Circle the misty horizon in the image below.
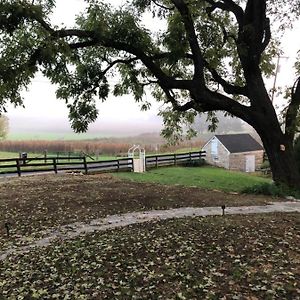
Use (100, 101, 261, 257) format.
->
(6, 114, 164, 139)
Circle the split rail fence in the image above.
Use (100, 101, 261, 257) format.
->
(0, 151, 206, 177)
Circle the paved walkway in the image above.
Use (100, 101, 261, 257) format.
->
(1, 201, 300, 261)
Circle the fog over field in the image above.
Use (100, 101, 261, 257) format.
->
(7, 114, 163, 140)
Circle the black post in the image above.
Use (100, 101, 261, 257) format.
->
(130, 158, 134, 171)
(156, 155, 158, 168)
(16, 159, 21, 177)
(174, 153, 177, 165)
(83, 157, 88, 174)
(53, 158, 57, 174)
(117, 160, 120, 172)
(221, 205, 226, 216)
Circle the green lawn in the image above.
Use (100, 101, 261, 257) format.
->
(115, 166, 271, 192)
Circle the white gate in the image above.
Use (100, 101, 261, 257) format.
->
(128, 145, 146, 173)
(245, 155, 255, 172)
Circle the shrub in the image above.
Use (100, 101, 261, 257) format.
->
(242, 182, 300, 198)
(183, 159, 206, 167)
(260, 160, 270, 170)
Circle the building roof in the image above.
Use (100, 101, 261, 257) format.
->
(215, 134, 264, 153)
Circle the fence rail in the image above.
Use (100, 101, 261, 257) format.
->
(0, 151, 206, 177)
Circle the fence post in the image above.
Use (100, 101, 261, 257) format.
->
(53, 158, 57, 174)
(16, 159, 21, 177)
(44, 150, 47, 163)
(189, 152, 192, 162)
(117, 160, 120, 172)
(174, 153, 177, 165)
(83, 157, 88, 174)
(155, 155, 158, 168)
(130, 158, 134, 171)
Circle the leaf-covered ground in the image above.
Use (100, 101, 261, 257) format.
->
(0, 174, 298, 299)
(0, 213, 299, 299)
(0, 173, 281, 251)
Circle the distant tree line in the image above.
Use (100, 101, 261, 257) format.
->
(0, 139, 203, 156)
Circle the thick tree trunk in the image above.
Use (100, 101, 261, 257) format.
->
(258, 128, 300, 190)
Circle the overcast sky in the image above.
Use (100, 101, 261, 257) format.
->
(5, 0, 300, 138)
(6, 0, 164, 137)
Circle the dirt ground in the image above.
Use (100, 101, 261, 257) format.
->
(0, 174, 299, 299)
(0, 173, 284, 238)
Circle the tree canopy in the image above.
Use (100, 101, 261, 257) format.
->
(1, 0, 300, 187)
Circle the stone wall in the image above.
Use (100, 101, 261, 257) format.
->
(203, 139, 229, 169)
(229, 150, 264, 172)
(203, 138, 264, 172)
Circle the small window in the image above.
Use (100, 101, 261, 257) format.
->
(213, 155, 219, 161)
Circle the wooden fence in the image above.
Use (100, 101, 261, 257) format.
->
(0, 151, 206, 177)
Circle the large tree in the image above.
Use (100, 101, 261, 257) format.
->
(0, 0, 300, 188)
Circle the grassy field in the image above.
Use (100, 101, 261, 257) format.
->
(115, 166, 272, 193)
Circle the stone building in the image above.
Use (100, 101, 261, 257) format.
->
(202, 134, 264, 172)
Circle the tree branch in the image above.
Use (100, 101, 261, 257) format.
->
(193, 88, 255, 126)
(162, 87, 195, 112)
(68, 40, 98, 49)
(205, 0, 244, 28)
(204, 62, 249, 96)
(285, 77, 300, 141)
(239, 0, 269, 64)
(54, 29, 94, 39)
(152, 0, 175, 11)
(171, 0, 205, 83)
(260, 17, 271, 54)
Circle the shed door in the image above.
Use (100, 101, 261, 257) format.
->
(245, 155, 255, 172)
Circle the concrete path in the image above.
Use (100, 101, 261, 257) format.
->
(1, 201, 299, 261)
